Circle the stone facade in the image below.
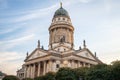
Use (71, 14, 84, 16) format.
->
(17, 65, 25, 80)
(17, 3, 102, 79)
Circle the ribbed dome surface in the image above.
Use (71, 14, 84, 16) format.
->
(54, 7, 69, 18)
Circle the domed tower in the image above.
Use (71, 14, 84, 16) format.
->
(49, 3, 74, 52)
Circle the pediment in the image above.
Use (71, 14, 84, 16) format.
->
(27, 49, 48, 60)
(54, 45, 71, 52)
(76, 49, 96, 60)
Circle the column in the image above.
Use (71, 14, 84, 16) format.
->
(37, 62, 40, 77)
(75, 61, 78, 68)
(77, 61, 79, 68)
(30, 65, 33, 78)
(78, 62, 80, 67)
(87, 63, 90, 67)
(26, 66, 29, 78)
(70, 60, 72, 68)
(43, 61, 46, 75)
(49, 60, 52, 72)
(53, 60, 56, 72)
(71, 60, 74, 68)
(24, 66, 27, 78)
(27, 65, 30, 78)
(46, 61, 48, 73)
(68, 60, 71, 67)
(32, 64, 35, 78)
(80, 62, 82, 67)
(29, 65, 32, 78)
(83, 62, 86, 67)
(78, 62, 81, 67)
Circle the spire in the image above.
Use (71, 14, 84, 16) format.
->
(79, 46, 81, 50)
(38, 40, 40, 48)
(60, 2, 62, 8)
(26, 52, 28, 57)
(94, 52, 97, 57)
(42, 45, 44, 50)
(83, 40, 86, 48)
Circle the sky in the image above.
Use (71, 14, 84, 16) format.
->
(0, 0, 120, 75)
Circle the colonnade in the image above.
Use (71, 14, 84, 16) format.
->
(67, 60, 91, 68)
(24, 60, 54, 78)
(24, 59, 93, 78)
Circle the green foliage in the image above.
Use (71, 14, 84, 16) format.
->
(44, 72, 56, 80)
(73, 67, 88, 80)
(111, 60, 120, 80)
(34, 72, 55, 80)
(3, 75, 19, 80)
(0, 71, 6, 76)
(55, 67, 76, 80)
(34, 76, 45, 80)
(22, 78, 33, 80)
(86, 64, 112, 80)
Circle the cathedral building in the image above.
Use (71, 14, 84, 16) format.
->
(17, 3, 102, 79)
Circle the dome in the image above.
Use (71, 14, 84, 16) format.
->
(54, 6, 69, 18)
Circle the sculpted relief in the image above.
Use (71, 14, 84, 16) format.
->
(54, 28, 71, 43)
(28, 50, 47, 60)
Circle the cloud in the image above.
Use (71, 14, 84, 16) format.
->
(0, 34, 35, 51)
(0, 52, 23, 63)
(78, 0, 93, 3)
(0, 23, 28, 36)
(0, 34, 35, 43)
(0, 28, 15, 34)
(0, 51, 24, 75)
(0, 0, 93, 24)
(0, 3, 58, 24)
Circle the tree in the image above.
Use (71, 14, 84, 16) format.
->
(111, 60, 120, 80)
(44, 72, 56, 80)
(3, 75, 19, 80)
(86, 64, 112, 80)
(73, 67, 88, 80)
(34, 72, 55, 80)
(55, 67, 76, 80)
(34, 76, 45, 80)
(22, 78, 33, 80)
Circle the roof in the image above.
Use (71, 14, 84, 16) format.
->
(53, 6, 69, 18)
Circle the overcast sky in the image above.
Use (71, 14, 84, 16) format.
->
(0, 0, 120, 75)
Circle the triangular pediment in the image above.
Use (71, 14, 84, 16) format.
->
(26, 48, 48, 61)
(76, 49, 96, 60)
(53, 45, 71, 52)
